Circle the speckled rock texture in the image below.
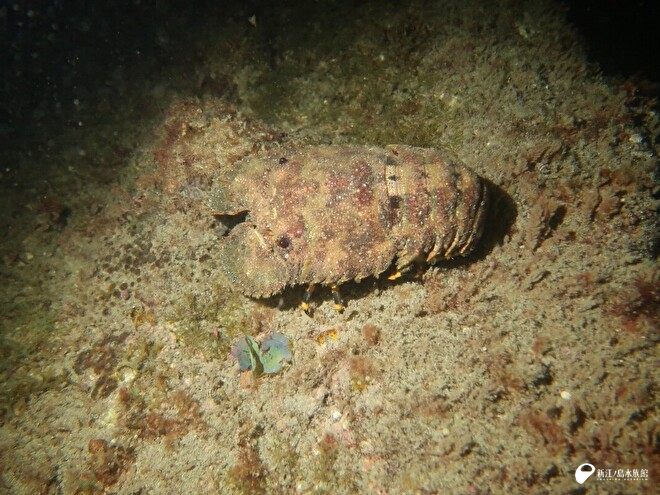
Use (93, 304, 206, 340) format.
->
(0, 1, 657, 494)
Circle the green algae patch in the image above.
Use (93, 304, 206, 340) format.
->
(168, 285, 253, 359)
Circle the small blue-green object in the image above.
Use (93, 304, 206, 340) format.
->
(231, 333, 292, 376)
(260, 333, 293, 374)
(231, 336, 261, 372)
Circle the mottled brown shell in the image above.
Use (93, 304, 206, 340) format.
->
(211, 145, 488, 297)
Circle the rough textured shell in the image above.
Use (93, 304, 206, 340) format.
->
(211, 144, 488, 297)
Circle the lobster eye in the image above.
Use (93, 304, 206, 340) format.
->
(276, 234, 291, 249)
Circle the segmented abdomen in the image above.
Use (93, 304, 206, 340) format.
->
(381, 145, 488, 268)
